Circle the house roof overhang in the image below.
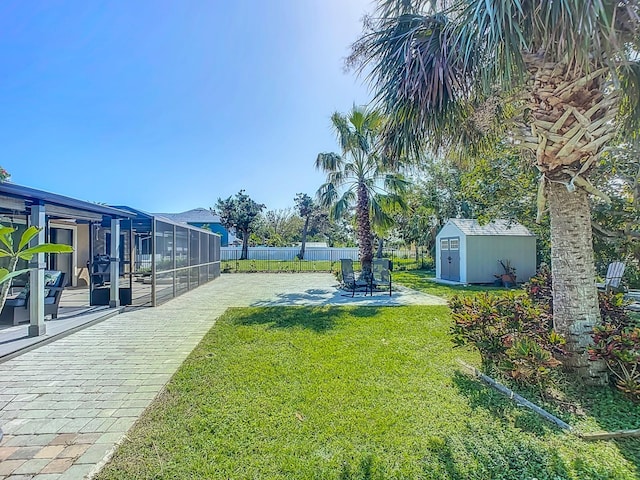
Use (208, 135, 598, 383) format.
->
(0, 183, 132, 222)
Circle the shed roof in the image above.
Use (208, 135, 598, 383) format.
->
(154, 208, 221, 224)
(448, 219, 534, 236)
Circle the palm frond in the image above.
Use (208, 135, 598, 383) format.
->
(352, 0, 640, 159)
(354, 6, 475, 155)
(316, 182, 339, 208)
(330, 112, 354, 153)
(327, 170, 348, 187)
(315, 152, 343, 173)
(369, 195, 395, 229)
(620, 60, 640, 136)
(332, 191, 356, 220)
(383, 173, 410, 194)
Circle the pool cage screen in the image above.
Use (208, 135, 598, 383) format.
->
(90, 215, 221, 307)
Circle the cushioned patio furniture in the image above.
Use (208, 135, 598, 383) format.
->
(372, 258, 392, 296)
(340, 259, 370, 297)
(596, 262, 626, 292)
(0, 271, 66, 325)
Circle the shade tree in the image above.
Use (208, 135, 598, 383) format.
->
(214, 190, 265, 260)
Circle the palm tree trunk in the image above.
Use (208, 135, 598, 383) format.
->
(548, 182, 607, 385)
(357, 183, 373, 279)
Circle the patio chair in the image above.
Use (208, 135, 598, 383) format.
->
(596, 262, 626, 292)
(340, 259, 370, 297)
(0, 271, 66, 325)
(372, 258, 392, 296)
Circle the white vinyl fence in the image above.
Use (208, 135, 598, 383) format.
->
(221, 247, 359, 262)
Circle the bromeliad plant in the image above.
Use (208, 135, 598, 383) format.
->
(0, 225, 73, 313)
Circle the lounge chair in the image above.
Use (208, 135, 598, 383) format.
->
(596, 262, 626, 292)
(372, 258, 392, 296)
(340, 259, 370, 297)
(0, 271, 66, 325)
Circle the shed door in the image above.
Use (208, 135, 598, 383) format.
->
(440, 237, 460, 281)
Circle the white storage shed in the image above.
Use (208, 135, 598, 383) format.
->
(436, 219, 536, 284)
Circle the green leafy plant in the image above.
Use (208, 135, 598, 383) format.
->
(527, 266, 640, 401)
(449, 292, 565, 387)
(0, 225, 73, 313)
(589, 291, 640, 401)
(525, 264, 553, 315)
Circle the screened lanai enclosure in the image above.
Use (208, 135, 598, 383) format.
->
(94, 208, 221, 307)
(0, 183, 221, 338)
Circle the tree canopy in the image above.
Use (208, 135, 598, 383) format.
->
(214, 190, 265, 260)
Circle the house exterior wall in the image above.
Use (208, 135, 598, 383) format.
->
(187, 222, 229, 246)
(76, 224, 90, 286)
(465, 236, 537, 283)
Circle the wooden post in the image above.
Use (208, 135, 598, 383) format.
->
(580, 429, 640, 440)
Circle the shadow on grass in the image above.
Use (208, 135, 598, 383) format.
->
(555, 383, 640, 469)
(422, 432, 571, 479)
(453, 369, 640, 471)
(451, 372, 553, 437)
(230, 306, 382, 333)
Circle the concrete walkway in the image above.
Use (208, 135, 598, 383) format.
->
(0, 274, 444, 479)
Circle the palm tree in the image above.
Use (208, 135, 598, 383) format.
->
(351, 0, 640, 383)
(316, 106, 408, 279)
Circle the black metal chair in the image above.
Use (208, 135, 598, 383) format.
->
(372, 258, 392, 296)
(0, 271, 66, 325)
(340, 259, 370, 297)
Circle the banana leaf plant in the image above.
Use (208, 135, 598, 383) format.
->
(0, 225, 73, 315)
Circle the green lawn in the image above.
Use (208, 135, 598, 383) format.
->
(221, 259, 338, 273)
(393, 269, 513, 299)
(97, 306, 639, 480)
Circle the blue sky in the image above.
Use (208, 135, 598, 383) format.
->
(0, 0, 373, 212)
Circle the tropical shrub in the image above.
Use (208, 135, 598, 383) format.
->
(525, 263, 553, 315)
(589, 292, 640, 401)
(449, 292, 565, 387)
(527, 266, 640, 401)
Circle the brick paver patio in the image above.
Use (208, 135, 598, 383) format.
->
(0, 273, 445, 479)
